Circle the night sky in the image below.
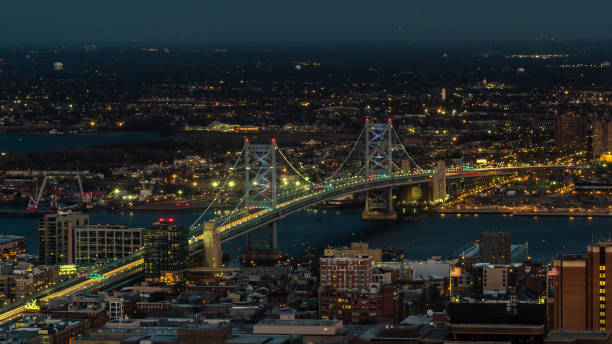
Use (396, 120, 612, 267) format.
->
(1, 0, 612, 42)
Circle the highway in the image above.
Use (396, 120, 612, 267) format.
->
(0, 258, 144, 324)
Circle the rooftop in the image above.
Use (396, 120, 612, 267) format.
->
(546, 330, 610, 339)
(256, 319, 340, 327)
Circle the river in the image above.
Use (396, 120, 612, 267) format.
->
(2, 210, 611, 265)
(0, 132, 163, 154)
(1, 132, 610, 264)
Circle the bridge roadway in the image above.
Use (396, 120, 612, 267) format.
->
(0, 164, 574, 323)
(0, 259, 143, 324)
(192, 164, 573, 243)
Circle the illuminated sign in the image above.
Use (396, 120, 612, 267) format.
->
(24, 299, 40, 312)
(59, 264, 77, 275)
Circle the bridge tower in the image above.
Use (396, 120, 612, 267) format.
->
(243, 140, 279, 250)
(431, 160, 447, 204)
(362, 120, 398, 220)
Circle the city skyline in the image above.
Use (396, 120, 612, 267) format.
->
(0, 2, 612, 339)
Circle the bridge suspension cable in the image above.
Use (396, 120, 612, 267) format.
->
(275, 145, 314, 185)
(217, 156, 271, 227)
(391, 125, 425, 172)
(322, 125, 366, 182)
(189, 146, 246, 230)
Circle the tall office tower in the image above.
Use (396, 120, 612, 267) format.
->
(552, 241, 612, 331)
(143, 218, 188, 283)
(593, 119, 612, 160)
(479, 231, 511, 265)
(554, 113, 588, 149)
(38, 211, 89, 265)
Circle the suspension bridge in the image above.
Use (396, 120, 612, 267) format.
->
(184, 119, 575, 266)
(0, 119, 578, 323)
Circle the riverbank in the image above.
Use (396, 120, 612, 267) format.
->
(437, 206, 612, 217)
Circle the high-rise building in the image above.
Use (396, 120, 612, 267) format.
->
(551, 254, 587, 330)
(320, 255, 373, 291)
(551, 241, 612, 331)
(479, 231, 511, 265)
(143, 218, 188, 283)
(318, 243, 405, 324)
(74, 224, 144, 265)
(593, 119, 612, 160)
(38, 212, 89, 265)
(554, 113, 588, 148)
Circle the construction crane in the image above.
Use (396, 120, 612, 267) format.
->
(26, 174, 48, 211)
(76, 169, 91, 204)
(49, 193, 58, 210)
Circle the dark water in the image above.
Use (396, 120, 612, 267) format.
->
(0, 132, 163, 154)
(2, 210, 611, 264)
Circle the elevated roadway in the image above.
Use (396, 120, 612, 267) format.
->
(0, 164, 575, 324)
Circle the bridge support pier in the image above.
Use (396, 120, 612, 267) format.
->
(203, 223, 222, 268)
(362, 187, 397, 220)
(271, 222, 278, 250)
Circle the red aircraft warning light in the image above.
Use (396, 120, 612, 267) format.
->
(158, 217, 175, 224)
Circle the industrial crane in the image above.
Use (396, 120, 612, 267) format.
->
(26, 174, 48, 211)
(76, 170, 92, 205)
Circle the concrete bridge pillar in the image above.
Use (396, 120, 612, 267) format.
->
(271, 222, 278, 250)
(362, 187, 397, 221)
(432, 161, 447, 204)
(202, 223, 222, 268)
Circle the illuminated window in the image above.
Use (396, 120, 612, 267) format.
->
(601, 266, 607, 272)
(601, 289, 607, 294)
(602, 281, 607, 286)
(601, 296, 606, 301)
